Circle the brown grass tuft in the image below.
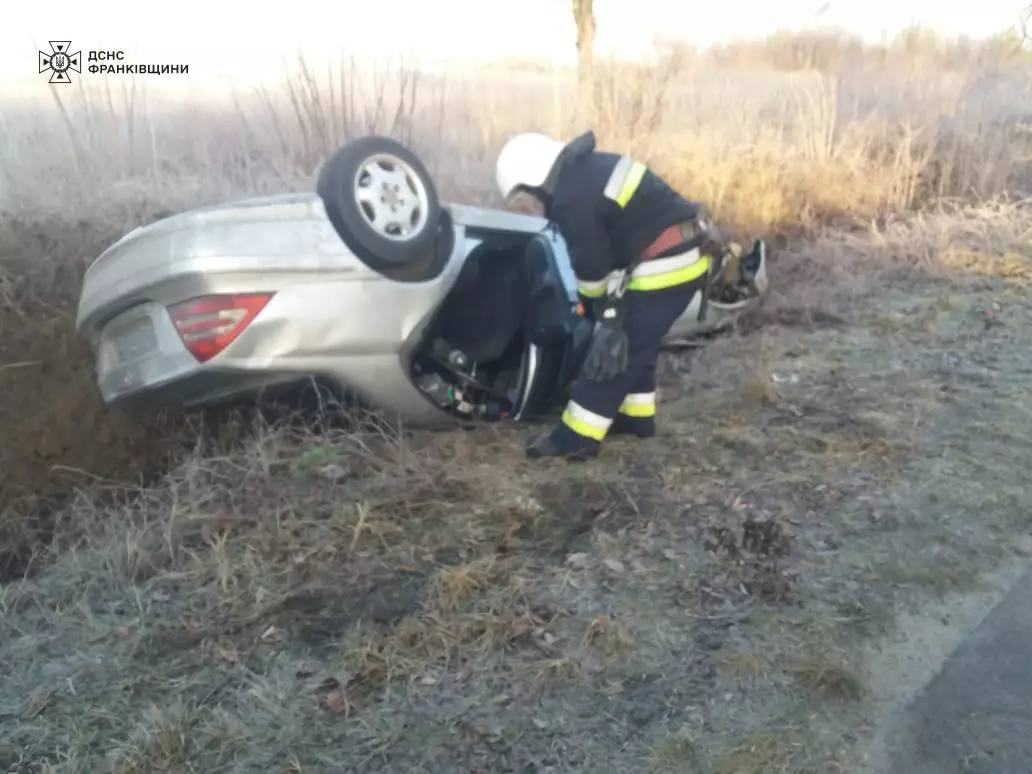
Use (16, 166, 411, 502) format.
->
(712, 729, 816, 774)
(428, 557, 499, 612)
(789, 656, 865, 702)
(650, 725, 702, 772)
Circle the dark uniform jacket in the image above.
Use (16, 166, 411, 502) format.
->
(543, 131, 701, 286)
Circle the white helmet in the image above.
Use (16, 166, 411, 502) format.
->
(495, 133, 566, 201)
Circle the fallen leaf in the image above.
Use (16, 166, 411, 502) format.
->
(585, 615, 610, 643)
(215, 644, 240, 663)
(322, 687, 350, 715)
(532, 717, 548, 730)
(602, 558, 625, 574)
(420, 674, 438, 686)
(24, 692, 53, 719)
(532, 627, 561, 648)
(260, 625, 278, 641)
(509, 615, 535, 639)
(565, 552, 589, 569)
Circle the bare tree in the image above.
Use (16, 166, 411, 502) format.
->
(1022, 4, 1032, 40)
(572, 0, 596, 120)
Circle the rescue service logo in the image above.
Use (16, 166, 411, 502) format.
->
(36, 44, 189, 83)
(38, 41, 81, 84)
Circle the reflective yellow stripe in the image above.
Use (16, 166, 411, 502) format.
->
(578, 270, 626, 298)
(604, 156, 647, 208)
(577, 279, 607, 298)
(616, 162, 647, 208)
(623, 392, 656, 403)
(627, 254, 710, 292)
(632, 248, 701, 278)
(619, 402, 656, 418)
(603, 156, 632, 201)
(619, 391, 656, 418)
(562, 410, 608, 440)
(561, 401, 612, 441)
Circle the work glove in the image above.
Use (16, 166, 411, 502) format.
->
(581, 295, 629, 382)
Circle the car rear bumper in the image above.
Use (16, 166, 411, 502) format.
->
(94, 294, 458, 426)
(95, 301, 191, 404)
(104, 367, 321, 413)
(92, 300, 298, 409)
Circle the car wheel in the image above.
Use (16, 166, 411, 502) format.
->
(316, 136, 452, 282)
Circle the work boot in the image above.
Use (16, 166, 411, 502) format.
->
(609, 414, 656, 438)
(526, 424, 599, 461)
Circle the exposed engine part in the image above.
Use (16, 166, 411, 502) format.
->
(415, 372, 455, 408)
(413, 354, 513, 421)
(430, 338, 471, 373)
(709, 240, 764, 304)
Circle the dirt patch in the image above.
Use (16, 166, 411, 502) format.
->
(0, 217, 184, 579)
(760, 307, 848, 330)
(0, 307, 180, 500)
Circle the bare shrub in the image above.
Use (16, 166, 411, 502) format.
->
(3, 29, 1029, 242)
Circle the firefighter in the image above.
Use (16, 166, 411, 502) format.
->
(496, 130, 763, 460)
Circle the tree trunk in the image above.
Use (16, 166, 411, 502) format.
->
(572, 0, 596, 122)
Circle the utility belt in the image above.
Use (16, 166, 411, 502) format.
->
(640, 217, 712, 262)
(624, 218, 712, 293)
(576, 218, 713, 300)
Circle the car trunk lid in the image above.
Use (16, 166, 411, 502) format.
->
(76, 193, 370, 340)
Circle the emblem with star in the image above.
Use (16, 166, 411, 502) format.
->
(39, 41, 81, 84)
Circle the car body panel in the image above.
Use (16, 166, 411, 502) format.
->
(76, 192, 766, 424)
(667, 252, 769, 342)
(77, 193, 566, 424)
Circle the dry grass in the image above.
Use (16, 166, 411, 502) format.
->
(789, 658, 865, 703)
(651, 724, 703, 772)
(2, 31, 1030, 243)
(786, 629, 866, 703)
(2, 243, 1031, 768)
(872, 555, 982, 594)
(741, 337, 782, 405)
(711, 726, 821, 774)
(2, 26, 1032, 774)
(428, 557, 500, 612)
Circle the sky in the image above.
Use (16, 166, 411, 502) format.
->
(1, 0, 1026, 96)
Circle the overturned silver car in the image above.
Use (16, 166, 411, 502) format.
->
(75, 137, 767, 426)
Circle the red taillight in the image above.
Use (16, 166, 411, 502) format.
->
(168, 293, 273, 363)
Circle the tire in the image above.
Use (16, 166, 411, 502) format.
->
(316, 136, 452, 282)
